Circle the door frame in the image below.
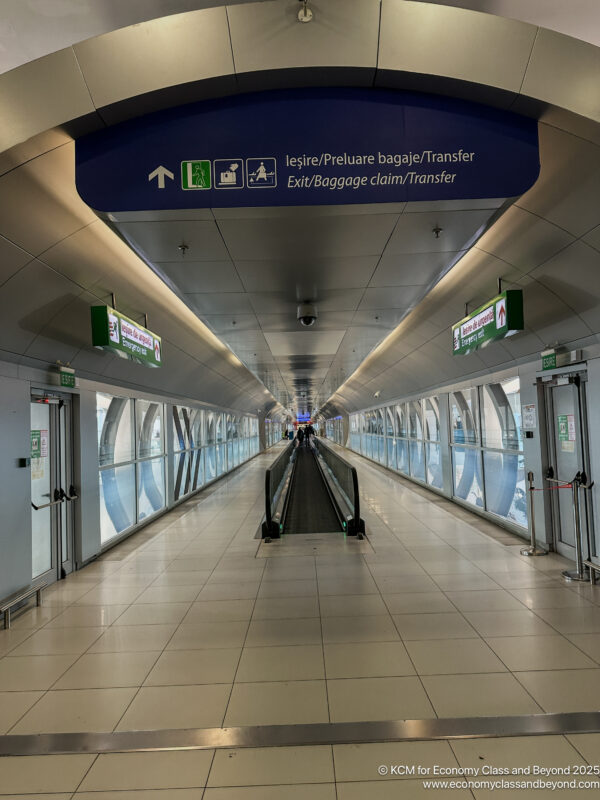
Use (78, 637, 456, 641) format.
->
(544, 372, 594, 560)
(30, 391, 76, 584)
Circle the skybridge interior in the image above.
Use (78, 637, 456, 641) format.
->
(2, 0, 600, 797)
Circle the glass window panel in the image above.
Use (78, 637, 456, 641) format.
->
(216, 414, 225, 443)
(206, 412, 216, 445)
(216, 443, 226, 475)
(191, 409, 203, 447)
(450, 388, 479, 445)
(409, 440, 425, 480)
(192, 448, 204, 490)
(482, 378, 522, 451)
(452, 446, 484, 508)
(483, 451, 527, 528)
(173, 450, 189, 502)
(205, 445, 216, 481)
(387, 436, 396, 470)
(136, 400, 163, 458)
(385, 407, 394, 437)
(424, 396, 440, 442)
(137, 457, 165, 520)
(426, 442, 443, 489)
(97, 394, 134, 466)
(172, 406, 186, 452)
(409, 401, 423, 439)
(396, 439, 409, 473)
(99, 463, 136, 543)
(395, 403, 408, 438)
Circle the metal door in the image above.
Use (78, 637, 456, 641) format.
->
(30, 394, 76, 584)
(546, 377, 593, 559)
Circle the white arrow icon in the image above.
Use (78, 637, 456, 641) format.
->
(148, 165, 174, 189)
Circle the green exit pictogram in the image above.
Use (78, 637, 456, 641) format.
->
(181, 160, 211, 190)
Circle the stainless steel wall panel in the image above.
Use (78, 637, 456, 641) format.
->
(73, 8, 235, 110)
(516, 124, 600, 239)
(584, 225, 600, 254)
(528, 241, 600, 333)
(0, 48, 95, 152)
(0, 129, 74, 180)
(0, 235, 32, 287)
(0, 259, 82, 354)
(521, 28, 600, 125)
(0, 144, 97, 257)
(228, 0, 379, 86)
(378, 1, 537, 95)
(475, 205, 575, 275)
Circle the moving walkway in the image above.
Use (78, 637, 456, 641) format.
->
(262, 438, 365, 539)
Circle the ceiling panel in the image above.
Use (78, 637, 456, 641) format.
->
(158, 261, 242, 293)
(358, 285, 424, 310)
(257, 311, 356, 332)
(175, 292, 255, 316)
(265, 330, 346, 357)
(111, 195, 507, 414)
(385, 209, 493, 255)
(234, 256, 378, 293)
(369, 251, 456, 287)
(201, 313, 258, 334)
(118, 220, 229, 262)
(248, 289, 364, 316)
(217, 214, 399, 260)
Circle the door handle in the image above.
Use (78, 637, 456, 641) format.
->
(63, 484, 79, 501)
(31, 498, 63, 510)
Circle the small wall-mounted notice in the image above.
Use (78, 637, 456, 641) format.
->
(557, 413, 576, 452)
(452, 290, 524, 356)
(522, 404, 537, 430)
(91, 306, 162, 367)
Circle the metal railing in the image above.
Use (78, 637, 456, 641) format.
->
(262, 441, 295, 538)
(314, 438, 364, 535)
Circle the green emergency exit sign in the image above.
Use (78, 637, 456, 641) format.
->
(91, 306, 162, 368)
(181, 160, 211, 190)
(452, 290, 524, 356)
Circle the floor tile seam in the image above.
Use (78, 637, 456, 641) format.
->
(385, 584, 441, 721)
(2, 621, 118, 725)
(316, 555, 334, 722)
(219, 543, 268, 728)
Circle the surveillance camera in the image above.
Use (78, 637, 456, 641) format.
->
(297, 302, 318, 327)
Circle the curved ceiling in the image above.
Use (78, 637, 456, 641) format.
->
(0, 0, 264, 74)
(0, 0, 599, 419)
(416, 1, 600, 48)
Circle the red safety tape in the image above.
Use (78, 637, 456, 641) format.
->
(530, 484, 572, 491)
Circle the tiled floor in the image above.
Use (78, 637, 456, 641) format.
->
(2, 442, 600, 796)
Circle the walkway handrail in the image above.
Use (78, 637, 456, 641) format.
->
(313, 438, 364, 536)
(263, 441, 295, 537)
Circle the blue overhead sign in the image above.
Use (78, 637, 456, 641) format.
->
(75, 88, 539, 211)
